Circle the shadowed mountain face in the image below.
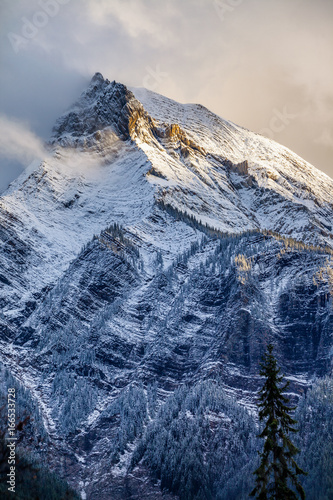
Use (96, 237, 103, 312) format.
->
(0, 73, 332, 499)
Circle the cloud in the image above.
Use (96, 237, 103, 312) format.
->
(0, 114, 46, 164)
(0, 0, 332, 182)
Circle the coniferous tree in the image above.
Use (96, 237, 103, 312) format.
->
(251, 344, 306, 500)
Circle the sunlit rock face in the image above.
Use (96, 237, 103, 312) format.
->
(0, 73, 332, 499)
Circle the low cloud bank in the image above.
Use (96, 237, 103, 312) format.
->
(0, 114, 47, 165)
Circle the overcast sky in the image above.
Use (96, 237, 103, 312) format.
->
(0, 0, 332, 192)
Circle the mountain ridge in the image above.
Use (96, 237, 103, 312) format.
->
(0, 73, 332, 499)
(51, 72, 333, 246)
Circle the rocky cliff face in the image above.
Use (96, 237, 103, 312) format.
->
(0, 73, 332, 498)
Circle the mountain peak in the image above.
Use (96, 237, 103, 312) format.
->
(90, 71, 105, 84)
(47, 73, 333, 248)
(51, 77, 139, 143)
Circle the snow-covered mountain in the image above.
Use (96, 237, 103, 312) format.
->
(0, 73, 332, 499)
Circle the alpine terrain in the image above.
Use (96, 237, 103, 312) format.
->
(0, 73, 332, 499)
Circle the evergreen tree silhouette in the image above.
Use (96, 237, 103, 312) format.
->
(251, 344, 306, 499)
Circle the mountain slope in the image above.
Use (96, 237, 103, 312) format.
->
(0, 73, 332, 499)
